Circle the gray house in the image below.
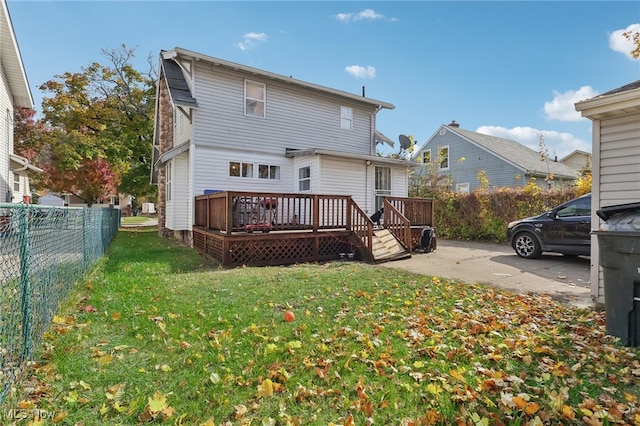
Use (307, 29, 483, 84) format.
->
(152, 47, 416, 243)
(410, 122, 578, 192)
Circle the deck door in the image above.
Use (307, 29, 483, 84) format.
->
(374, 166, 391, 211)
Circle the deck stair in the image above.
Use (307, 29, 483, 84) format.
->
(371, 228, 411, 262)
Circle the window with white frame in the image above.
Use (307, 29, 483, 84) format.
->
(244, 80, 266, 118)
(456, 183, 470, 193)
(340, 106, 353, 130)
(229, 161, 254, 178)
(13, 173, 20, 192)
(258, 164, 280, 180)
(438, 146, 450, 170)
(298, 166, 311, 191)
(422, 149, 432, 165)
(166, 162, 172, 202)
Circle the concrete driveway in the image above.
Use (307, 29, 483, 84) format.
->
(380, 239, 593, 309)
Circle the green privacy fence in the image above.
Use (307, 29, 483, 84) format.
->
(0, 204, 120, 402)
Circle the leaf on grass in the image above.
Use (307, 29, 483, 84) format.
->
(257, 378, 274, 398)
(105, 383, 125, 402)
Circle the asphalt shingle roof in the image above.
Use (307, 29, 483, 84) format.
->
(162, 57, 198, 108)
(452, 127, 579, 179)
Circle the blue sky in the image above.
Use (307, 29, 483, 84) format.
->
(7, 1, 640, 159)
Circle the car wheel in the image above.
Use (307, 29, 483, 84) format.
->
(513, 232, 542, 259)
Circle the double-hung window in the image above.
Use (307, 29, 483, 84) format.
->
(13, 172, 20, 192)
(244, 80, 265, 118)
(438, 146, 450, 170)
(340, 106, 352, 130)
(299, 166, 311, 191)
(422, 149, 432, 165)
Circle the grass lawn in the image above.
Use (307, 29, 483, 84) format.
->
(7, 228, 639, 425)
(121, 216, 155, 225)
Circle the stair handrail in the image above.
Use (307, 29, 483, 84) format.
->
(348, 200, 375, 262)
(382, 199, 412, 251)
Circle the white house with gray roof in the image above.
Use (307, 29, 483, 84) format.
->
(151, 47, 415, 242)
(410, 121, 578, 192)
(0, 0, 41, 204)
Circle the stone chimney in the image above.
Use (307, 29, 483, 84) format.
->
(448, 120, 460, 128)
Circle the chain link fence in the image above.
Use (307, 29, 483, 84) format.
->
(0, 204, 120, 402)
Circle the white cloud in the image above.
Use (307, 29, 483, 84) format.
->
(354, 9, 384, 21)
(477, 125, 591, 159)
(333, 9, 393, 23)
(609, 23, 640, 59)
(345, 65, 376, 79)
(236, 32, 267, 51)
(544, 86, 600, 122)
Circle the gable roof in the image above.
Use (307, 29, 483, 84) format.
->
(0, 0, 33, 109)
(161, 47, 395, 111)
(414, 125, 578, 179)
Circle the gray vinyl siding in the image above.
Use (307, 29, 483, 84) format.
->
(165, 153, 191, 230)
(192, 145, 293, 196)
(191, 62, 376, 156)
(321, 157, 368, 207)
(593, 112, 640, 306)
(416, 134, 526, 190)
(598, 113, 640, 206)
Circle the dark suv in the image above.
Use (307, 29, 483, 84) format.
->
(507, 193, 591, 259)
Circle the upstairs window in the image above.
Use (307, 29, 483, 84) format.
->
(299, 166, 311, 191)
(229, 161, 254, 178)
(340, 106, 352, 129)
(438, 146, 450, 170)
(244, 80, 265, 118)
(422, 149, 432, 165)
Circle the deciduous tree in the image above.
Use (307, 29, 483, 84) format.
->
(36, 45, 156, 205)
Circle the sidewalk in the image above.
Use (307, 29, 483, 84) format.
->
(380, 239, 593, 309)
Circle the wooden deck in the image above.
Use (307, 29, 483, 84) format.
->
(193, 191, 433, 267)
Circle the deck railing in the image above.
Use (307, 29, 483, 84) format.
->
(193, 191, 433, 263)
(194, 191, 356, 234)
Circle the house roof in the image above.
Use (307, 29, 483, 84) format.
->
(285, 148, 419, 168)
(0, 0, 33, 109)
(575, 79, 640, 120)
(162, 47, 395, 111)
(10, 153, 43, 173)
(560, 150, 591, 163)
(161, 57, 198, 108)
(374, 130, 395, 148)
(414, 125, 578, 179)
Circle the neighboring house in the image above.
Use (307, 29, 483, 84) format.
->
(560, 150, 591, 173)
(410, 121, 578, 192)
(64, 193, 133, 211)
(0, 0, 41, 204)
(152, 47, 414, 243)
(575, 79, 640, 307)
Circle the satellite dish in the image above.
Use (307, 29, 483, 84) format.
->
(398, 134, 411, 150)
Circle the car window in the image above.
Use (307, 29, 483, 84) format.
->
(556, 198, 591, 218)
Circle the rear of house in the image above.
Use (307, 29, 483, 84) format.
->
(152, 47, 414, 243)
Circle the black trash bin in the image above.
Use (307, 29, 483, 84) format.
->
(593, 201, 640, 347)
